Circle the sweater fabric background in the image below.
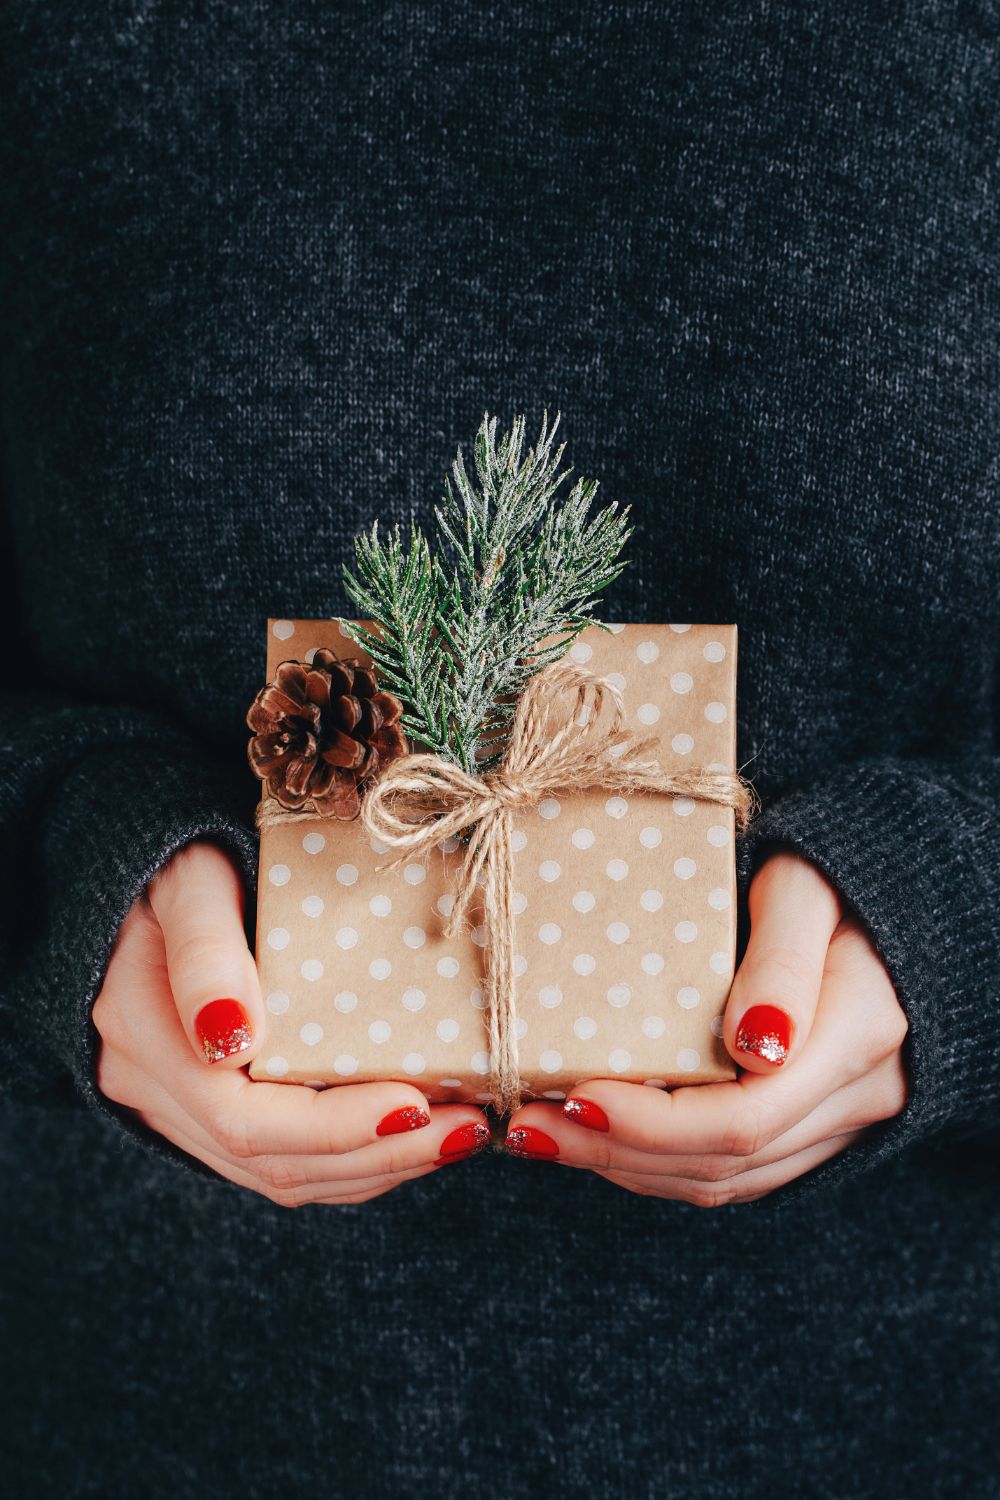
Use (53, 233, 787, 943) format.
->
(1, 4, 998, 1497)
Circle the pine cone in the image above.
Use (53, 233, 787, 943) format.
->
(247, 649, 408, 819)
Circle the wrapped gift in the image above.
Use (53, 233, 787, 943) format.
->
(249, 618, 742, 1105)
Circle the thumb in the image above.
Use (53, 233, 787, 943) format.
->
(724, 852, 842, 1072)
(147, 841, 263, 1067)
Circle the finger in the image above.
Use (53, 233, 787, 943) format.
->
(511, 1069, 820, 1163)
(97, 879, 490, 1168)
(144, 1095, 491, 1183)
(143, 1110, 444, 1205)
(715, 1059, 904, 1175)
(94, 892, 240, 1087)
(178, 1067, 492, 1161)
(96, 917, 459, 1158)
(522, 1055, 906, 1179)
(148, 842, 263, 1067)
(114, 1038, 490, 1191)
(550, 956, 900, 1167)
(723, 851, 842, 1072)
(540, 910, 900, 1164)
(597, 1132, 862, 1206)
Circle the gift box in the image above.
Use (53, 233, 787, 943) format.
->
(249, 620, 739, 1102)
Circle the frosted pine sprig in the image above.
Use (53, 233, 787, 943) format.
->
(340, 411, 631, 773)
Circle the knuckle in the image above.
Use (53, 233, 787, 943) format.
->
(264, 1186, 304, 1210)
(883, 1000, 910, 1054)
(95, 1049, 129, 1105)
(253, 1155, 307, 1192)
(740, 943, 820, 1008)
(91, 990, 129, 1053)
(687, 1179, 737, 1210)
(829, 920, 872, 967)
(90, 986, 110, 1032)
(380, 1142, 414, 1177)
(698, 1153, 738, 1182)
(615, 1175, 661, 1200)
(866, 994, 909, 1062)
(869, 1060, 911, 1123)
(210, 1109, 256, 1160)
(575, 1137, 614, 1171)
(721, 1112, 765, 1159)
(168, 931, 234, 987)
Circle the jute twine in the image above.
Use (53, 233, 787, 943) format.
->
(258, 658, 757, 1112)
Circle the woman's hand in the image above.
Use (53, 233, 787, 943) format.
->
(502, 851, 910, 1203)
(93, 841, 490, 1205)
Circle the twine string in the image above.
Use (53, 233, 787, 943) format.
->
(259, 657, 756, 1113)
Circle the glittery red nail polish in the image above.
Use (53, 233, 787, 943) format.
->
(735, 1003, 792, 1065)
(563, 1097, 610, 1132)
(434, 1121, 491, 1165)
(505, 1126, 559, 1160)
(376, 1106, 431, 1136)
(194, 998, 253, 1063)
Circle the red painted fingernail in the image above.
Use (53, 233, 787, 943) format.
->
(194, 998, 253, 1063)
(505, 1126, 559, 1160)
(735, 1004, 792, 1065)
(563, 1097, 610, 1132)
(376, 1106, 431, 1137)
(434, 1121, 491, 1164)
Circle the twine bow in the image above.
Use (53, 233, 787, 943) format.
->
(357, 658, 755, 1113)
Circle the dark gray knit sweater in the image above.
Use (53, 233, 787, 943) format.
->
(2, 5, 998, 1497)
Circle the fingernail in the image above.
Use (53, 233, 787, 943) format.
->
(735, 1004, 792, 1065)
(563, 1097, 610, 1132)
(376, 1106, 431, 1137)
(505, 1126, 559, 1160)
(434, 1121, 491, 1165)
(195, 998, 253, 1063)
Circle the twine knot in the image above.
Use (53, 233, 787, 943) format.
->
(482, 769, 533, 810)
(360, 657, 756, 1113)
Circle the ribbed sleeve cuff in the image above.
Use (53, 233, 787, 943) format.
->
(736, 755, 1000, 1202)
(9, 740, 258, 1163)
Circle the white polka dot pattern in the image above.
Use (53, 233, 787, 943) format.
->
(251, 620, 738, 1096)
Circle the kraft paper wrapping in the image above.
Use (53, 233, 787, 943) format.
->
(249, 620, 739, 1102)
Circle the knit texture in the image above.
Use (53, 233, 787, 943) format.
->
(1, 4, 998, 1497)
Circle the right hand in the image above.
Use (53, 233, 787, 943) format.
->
(93, 841, 491, 1206)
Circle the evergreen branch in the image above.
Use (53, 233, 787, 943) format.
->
(340, 412, 631, 772)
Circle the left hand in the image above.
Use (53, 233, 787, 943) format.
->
(503, 851, 910, 1204)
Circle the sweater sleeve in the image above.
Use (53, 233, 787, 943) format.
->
(0, 691, 258, 1143)
(736, 753, 1000, 1203)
